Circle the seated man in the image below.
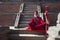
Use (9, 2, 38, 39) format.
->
(25, 11, 45, 32)
(25, 10, 49, 32)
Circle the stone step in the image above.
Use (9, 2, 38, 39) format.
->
(25, 2, 36, 4)
(23, 11, 34, 13)
(0, 27, 10, 34)
(23, 8, 36, 11)
(18, 24, 28, 28)
(20, 17, 32, 21)
(9, 34, 46, 40)
(10, 34, 46, 37)
(10, 28, 46, 35)
(19, 30, 45, 35)
(20, 19, 31, 21)
(24, 2, 36, 4)
(20, 15, 33, 20)
(20, 13, 33, 18)
(25, 5, 37, 9)
(20, 18, 30, 21)
(22, 13, 33, 15)
(23, 14, 34, 16)
(24, 4, 36, 7)
(9, 30, 19, 34)
(23, 15, 33, 17)
(22, 12, 34, 14)
(55, 36, 60, 40)
(23, 10, 34, 13)
(20, 16, 33, 20)
(0, 27, 10, 40)
(24, 7, 36, 9)
(20, 21, 29, 24)
(0, 37, 8, 40)
(23, 12, 34, 16)
(10, 30, 45, 34)
(20, 14, 33, 17)
(22, 12, 58, 15)
(24, 6, 36, 9)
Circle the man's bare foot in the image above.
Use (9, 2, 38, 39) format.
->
(25, 27, 31, 30)
(25, 27, 29, 30)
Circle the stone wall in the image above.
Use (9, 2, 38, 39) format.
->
(0, 0, 21, 2)
(0, 4, 20, 13)
(0, 3, 20, 27)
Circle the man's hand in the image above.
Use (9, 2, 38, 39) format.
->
(45, 21, 49, 25)
(44, 11, 48, 16)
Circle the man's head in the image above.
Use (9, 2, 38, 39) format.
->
(45, 6, 48, 10)
(34, 11, 39, 17)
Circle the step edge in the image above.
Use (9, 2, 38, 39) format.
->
(10, 34, 45, 37)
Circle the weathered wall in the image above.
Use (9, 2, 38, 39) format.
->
(0, 3, 20, 27)
(0, 0, 20, 2)
(0, 0, 60, 2)
(0, 4, 20, 13)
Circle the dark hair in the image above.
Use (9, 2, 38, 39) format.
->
(34, 11, 38, 14)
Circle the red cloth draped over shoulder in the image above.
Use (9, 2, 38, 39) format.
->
(26, 17, 45, 32)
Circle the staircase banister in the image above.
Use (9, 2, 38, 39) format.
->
(9, 3, 24, 30)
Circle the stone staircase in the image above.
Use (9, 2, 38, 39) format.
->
(9, 2, 46, 40)
(19, 2, 36, 28)
(1, 2, 60, 40)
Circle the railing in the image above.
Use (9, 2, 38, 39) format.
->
(14, 3, 24, 27)
(9, 3, 24, 29)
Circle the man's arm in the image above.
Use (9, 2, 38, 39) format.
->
(44, 13, 50, 25)
(29, 18, 34, 26)
(35, 17, 45, 28)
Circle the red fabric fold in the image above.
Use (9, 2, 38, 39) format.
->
(26, 17, 45, 32)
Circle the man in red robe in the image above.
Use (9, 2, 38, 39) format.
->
(44, 6, 50, 31)
(25, 11, 45, 32)
(29, 12, 45, 30)
(25, 6, 50, 32)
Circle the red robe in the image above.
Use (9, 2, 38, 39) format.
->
(26, 17, 45, 32)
